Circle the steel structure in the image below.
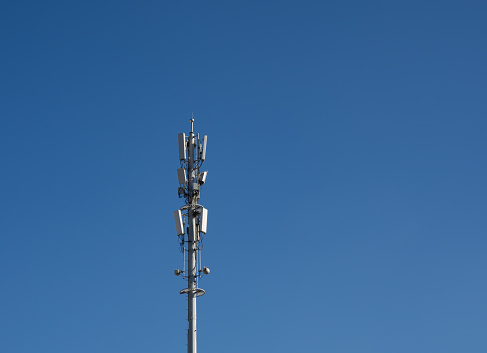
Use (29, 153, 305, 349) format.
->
(173, 117, 209, 353)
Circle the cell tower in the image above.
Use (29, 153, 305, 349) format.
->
(173, 117, 209, 353)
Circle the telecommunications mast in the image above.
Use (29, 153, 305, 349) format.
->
(173, 116, 209, 353)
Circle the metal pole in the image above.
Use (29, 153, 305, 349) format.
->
(187, 119, 197, 353)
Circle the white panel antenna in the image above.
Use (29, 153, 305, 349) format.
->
(200, 135, 207, 161)
(199, 171, 207, 185)
(200, 207, 208, 234)
(174, 210, 184, 235)
(177, 168, 187, 185)
(178, 133, 186, 160)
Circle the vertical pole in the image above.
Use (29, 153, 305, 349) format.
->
(187, 119, 197, 353)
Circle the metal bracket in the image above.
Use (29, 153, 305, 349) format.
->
(179, 288, 205, 297)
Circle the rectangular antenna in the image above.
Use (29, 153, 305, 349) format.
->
(174, 210, 184, 235)
(177, 168, 187, 184)
(200, 207, 208, 234)
(178, 133, 186, 160)
(201, 135, 207, 162)
(199, 171, 207, 185)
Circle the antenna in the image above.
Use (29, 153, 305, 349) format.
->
(200, 135, 207, 162)
(173, 116, 210, 353)
(178, 133, 187, 160)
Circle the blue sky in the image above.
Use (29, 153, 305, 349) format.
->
(1, 1, 486, 352)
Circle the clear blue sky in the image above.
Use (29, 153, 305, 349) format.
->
(1, 1, 486, 352)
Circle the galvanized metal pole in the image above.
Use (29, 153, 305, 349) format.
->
(187, 119, 197, 353)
